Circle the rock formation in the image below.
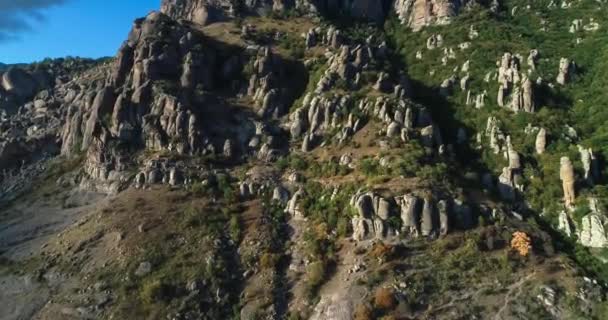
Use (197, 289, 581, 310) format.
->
(396, 194, 420, 236)
(498, 167, 516, 201)
(536, 128, 547, 154)
(420, 198, 436, 236)
(578, 146, 599, 185)
(579, 198, 608, 248)
(351, 192, 397, 241)
(394, 0, 471, 31)
(495, 53, 535, 113)
(522, 77, 535, 112)
(556, 58, 575, 85)
(438, 199, 449, 236)
(559, 157, 576, 208)
(558, 210, 572, 237)
(160, 0, 391, 25)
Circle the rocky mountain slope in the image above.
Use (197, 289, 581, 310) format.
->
(1, 0, 608, 319)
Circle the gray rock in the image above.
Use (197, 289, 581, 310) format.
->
(508, 149, 521, 170)
(386, 121, 400, 138)
(522, 77, 535, 112)
(135, 261, 152, 276)
(498, 167, 516, 201)
(558, 210, 572, 237)
(377, 198, 391, 220)
(557, 58, 575, 85)
(169, 168, 183, 186)
(420, 125, 435, 148)
(223, 139, 235, 159)
(579, 213, 608, 248)
(397, 194, 419, 236)
(420, 198, 435, 236)
(135, 172, 146, 188)
(394, 0, 466, 31)
(272, 186, 289, 203)
(82, 87, 116, 151)
(287, 188, 305, 219)
(438, 200, 449, 236)
(536, 128, 547, 154)
(1, 68, 37, 99)
(578, 146, 598, 184)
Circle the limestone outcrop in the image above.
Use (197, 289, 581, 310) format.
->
(578, 146, 599, 185)
(579, 198, 608, 248)
(351, 191, 399, 240)
(556, 58, 576, 85)
(496, 53, 535, 113)
(351, 191, 463, 241)
(560, 157, 575, 208)
(394, 0, 471, 31)
(536, 128, 547, 154)
(160, 0, 391, 25)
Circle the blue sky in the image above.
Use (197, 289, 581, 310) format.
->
(0, 0, 159, 64)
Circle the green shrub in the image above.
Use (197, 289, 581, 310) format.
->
(140, 279, 170, 304)
(305, 261, 326, 296)
(229, 214, 241, 243)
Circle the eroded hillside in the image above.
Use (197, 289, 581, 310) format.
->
(1, 0, 608, 319)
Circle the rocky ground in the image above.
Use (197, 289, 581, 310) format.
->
(1, 0, 608, 319)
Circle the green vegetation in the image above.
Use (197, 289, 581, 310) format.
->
(386, 0, 608, 277)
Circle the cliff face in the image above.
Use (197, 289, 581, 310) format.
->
(393, 0, 470, 31)
(160, 0, 392, 25)
(159, 0, 240, 25)
(160, 0, 473, 29)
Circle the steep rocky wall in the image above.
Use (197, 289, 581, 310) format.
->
(160, 0, 393, 25)
(393, 0, 472, 31)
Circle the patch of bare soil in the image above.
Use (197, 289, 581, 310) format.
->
(308, 240, 369, 320)
(0, 189, 107, 260)
(0, 183, 108, 320)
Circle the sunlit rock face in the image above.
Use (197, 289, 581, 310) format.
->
(160, 0, 391, 25)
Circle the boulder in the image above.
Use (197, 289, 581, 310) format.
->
(1, 68, 38, 99)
